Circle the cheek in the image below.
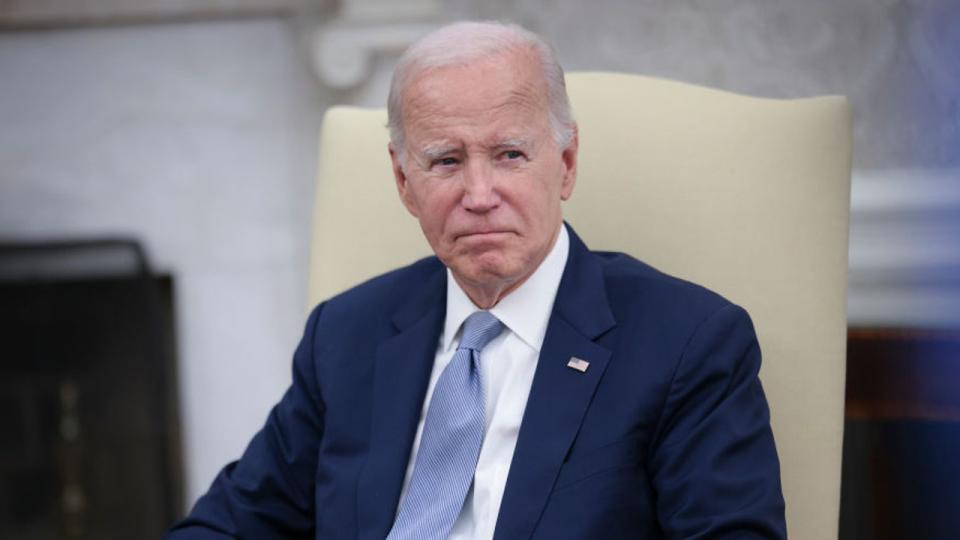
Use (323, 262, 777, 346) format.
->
(515, 182, 557, 222)
(415, 190, 458, 239)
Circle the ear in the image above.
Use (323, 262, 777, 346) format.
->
(389, 142, 419, 218)
(559, 124, 578, 201)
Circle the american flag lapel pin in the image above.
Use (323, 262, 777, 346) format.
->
(567, 357, 590, 373)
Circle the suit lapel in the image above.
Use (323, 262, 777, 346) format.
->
(494, 226, 616, 539)
(356, 266, 446, 540)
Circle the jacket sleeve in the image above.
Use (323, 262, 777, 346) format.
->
(649, 303, 787, 539)
(166, 304, 327, 539)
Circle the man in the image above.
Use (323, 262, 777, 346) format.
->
(169, 21, 785, 539)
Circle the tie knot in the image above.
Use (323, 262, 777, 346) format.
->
(458, 311, 504, 352)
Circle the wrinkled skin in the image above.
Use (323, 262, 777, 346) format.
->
(390, 46, 578, 308)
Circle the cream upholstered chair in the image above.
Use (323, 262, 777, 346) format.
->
(308, 72, 852, 539)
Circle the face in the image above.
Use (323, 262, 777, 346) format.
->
(390, 47, 578, 306)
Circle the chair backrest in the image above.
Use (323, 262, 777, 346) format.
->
(309, 71, 852, 540)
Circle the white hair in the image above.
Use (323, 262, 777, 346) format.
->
(387, 21, 575, 162)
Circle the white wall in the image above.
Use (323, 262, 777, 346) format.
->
(0, 17, 327, 504)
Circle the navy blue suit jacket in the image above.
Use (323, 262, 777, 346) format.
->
(169, 226, 786, 539)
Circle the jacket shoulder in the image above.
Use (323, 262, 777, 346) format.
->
(592, 250, 740, 321)
(308, 256, 444, 331)
(326, 255, 442, 305)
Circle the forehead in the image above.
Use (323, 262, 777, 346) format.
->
(401, 49, 550, 144)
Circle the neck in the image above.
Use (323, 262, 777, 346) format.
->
(456, 276, 521, 310)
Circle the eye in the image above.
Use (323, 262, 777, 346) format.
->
(502, 150, 525, 160)
(432, 157, 459, 168)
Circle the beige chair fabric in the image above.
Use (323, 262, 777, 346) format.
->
(309, 72, 852, 540)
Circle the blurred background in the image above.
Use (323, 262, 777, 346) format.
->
(0, 0, 957, 538)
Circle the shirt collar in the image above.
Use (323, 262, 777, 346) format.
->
(442, 224, 570, 353)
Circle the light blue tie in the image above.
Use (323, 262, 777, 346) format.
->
(387, 310, 505, 540)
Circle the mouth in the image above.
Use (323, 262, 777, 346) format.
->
(456, 230, 513, 241)
(455, 230, 513, 245)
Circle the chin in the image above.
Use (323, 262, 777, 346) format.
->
(462, 258, 526, 287)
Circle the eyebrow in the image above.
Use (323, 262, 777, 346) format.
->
(492, 138, 532, 151)
(420, 144, 461, 162)
(417, 137, 533, 164)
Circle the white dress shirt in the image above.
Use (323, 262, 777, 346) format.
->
(395, 225, 570, 539)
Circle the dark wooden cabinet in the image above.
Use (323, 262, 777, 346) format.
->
(0, 241, 183, 539)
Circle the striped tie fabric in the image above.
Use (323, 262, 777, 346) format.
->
(387, 310, 505, 539)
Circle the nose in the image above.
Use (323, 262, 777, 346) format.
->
(460, 160, 501, 212)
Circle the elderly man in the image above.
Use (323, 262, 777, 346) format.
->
(169, 21, 785, 539)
